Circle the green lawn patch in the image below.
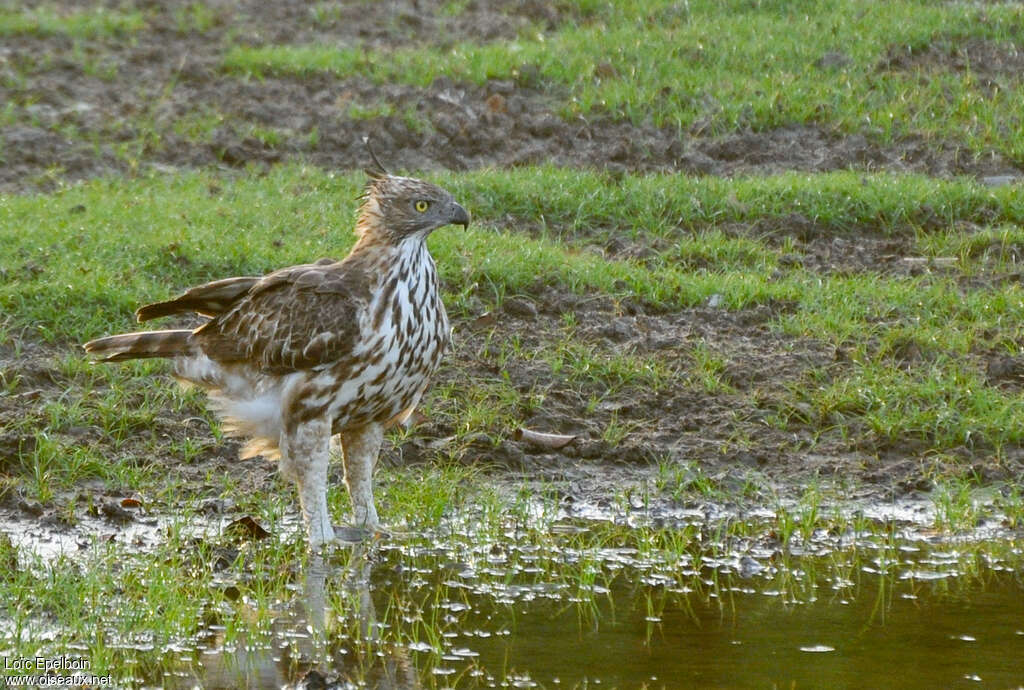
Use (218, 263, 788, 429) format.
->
(222, 0, 1024, 160)
(0, 6, 144, 39)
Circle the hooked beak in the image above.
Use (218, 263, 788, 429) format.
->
(449, 202, 470, 229)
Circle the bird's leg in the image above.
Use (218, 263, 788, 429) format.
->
(338, 423, 384, 528)
(279, 416, 334, 548)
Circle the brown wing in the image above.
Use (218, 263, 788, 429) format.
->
(136, 258, 338, 322)
(194, 260, 371, 372)
(136, 276, 260, 321)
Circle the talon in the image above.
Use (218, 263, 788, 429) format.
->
(334, 525, 389, 544)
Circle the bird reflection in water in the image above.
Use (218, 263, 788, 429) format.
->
(167, 542, 419, 690)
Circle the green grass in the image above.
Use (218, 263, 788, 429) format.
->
(0, 6, 145, 39)
(785, 358, 1024, 451)
(222, 0, 1024, 161)
(449, 167, 1024, 241)
(3, 165, 1021, 342)
(3, 165, 1024, 459)
(172, 1, 221, 35)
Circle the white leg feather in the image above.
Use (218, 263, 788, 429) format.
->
(339, 423, 384, 528)
(280, 417, 334, 548)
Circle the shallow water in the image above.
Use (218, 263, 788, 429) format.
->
(152, 512, 1024, 689)
(467, 573, 1024, 688)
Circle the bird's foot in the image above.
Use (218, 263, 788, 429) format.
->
(333, 523, 390, 544)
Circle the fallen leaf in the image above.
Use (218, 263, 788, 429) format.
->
(426, 435, 458, 450)
(514, 428, 578, 450)
(100, 500, 134, 523)
(470, 312, 497, 329)
(485, 93, 507, 113)
(225, 516, 271, 541)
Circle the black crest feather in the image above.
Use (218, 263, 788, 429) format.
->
(363, 136, 389, 179)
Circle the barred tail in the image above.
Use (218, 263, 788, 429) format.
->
(83, 330, 195, 363)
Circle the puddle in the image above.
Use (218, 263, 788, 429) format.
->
(2, 495, 1022, 688)
(1, 511, 241, 562)
(134, 507, 1022, 689)
(150, 556, 1024, 688)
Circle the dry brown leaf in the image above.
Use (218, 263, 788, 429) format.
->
(514, 428, 578, 450)
(225, 516, 271, 541)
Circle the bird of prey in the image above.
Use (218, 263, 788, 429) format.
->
(84, 168, 469, 548)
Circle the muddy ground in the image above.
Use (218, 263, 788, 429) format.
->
(3, 1, 1024, 542)
(3, 1, 1023, 193)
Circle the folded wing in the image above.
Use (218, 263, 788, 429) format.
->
(195, 261, 371, 372)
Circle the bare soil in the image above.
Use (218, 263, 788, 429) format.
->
(6, 284, 1022, 544)
(3, 2, 1022, 193)
(880, 35, 1024, 82)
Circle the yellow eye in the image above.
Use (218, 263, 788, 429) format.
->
(414, 200, 430, 213)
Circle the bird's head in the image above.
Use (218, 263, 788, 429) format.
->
(356, 173, 470, 245)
